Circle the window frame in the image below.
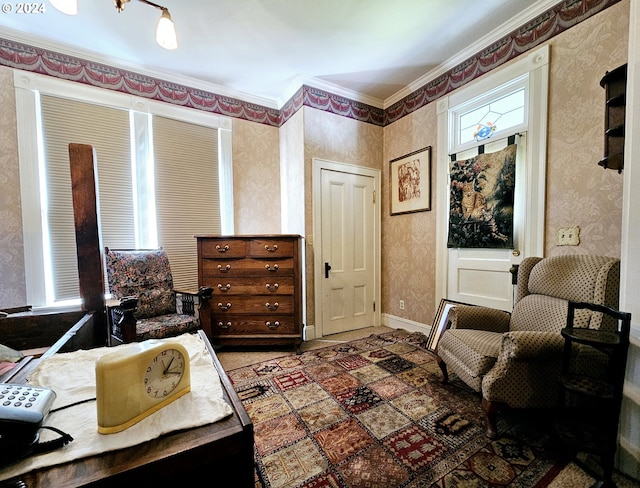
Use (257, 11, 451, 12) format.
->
(450, 74, 529, 154)
(13, 70, 234, 309)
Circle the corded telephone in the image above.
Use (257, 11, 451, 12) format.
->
(0, 383, 73, 466)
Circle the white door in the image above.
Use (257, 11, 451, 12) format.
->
(320, 168, 376, 335)
(437, 46, 549, 313)
(447, 137, 526, 311)
(447, 134, 527, 311)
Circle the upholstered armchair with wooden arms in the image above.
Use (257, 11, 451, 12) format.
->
(105, 248, 213, 345)
(436, 254, 620, 438)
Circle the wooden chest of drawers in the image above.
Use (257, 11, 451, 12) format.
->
(196, 235, 303, 351)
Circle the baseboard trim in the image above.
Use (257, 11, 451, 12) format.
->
(382, 313, 431, 335)
(305, 315, 431, 341)
(303, 324, 316, 341)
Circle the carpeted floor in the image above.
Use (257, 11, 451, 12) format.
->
(218, 327, 636, 488)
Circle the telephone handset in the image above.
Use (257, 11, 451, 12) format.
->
(0, 383, 73, 466)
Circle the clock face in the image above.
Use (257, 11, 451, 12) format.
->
(143, 348, 186, 398)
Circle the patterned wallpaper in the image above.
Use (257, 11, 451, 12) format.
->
(279, 109, 305, 235)
(0, 0, 630, 324)
(545, 1, 628, 257)
(231, 119, 282, 234)
(382, 105, 439, 326)
(0, 67, 26, 307)
(382, 0, 629, 327)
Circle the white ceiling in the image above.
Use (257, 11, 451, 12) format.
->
(0, 0, 559, 108)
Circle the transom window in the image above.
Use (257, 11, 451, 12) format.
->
(451, 74, 528, 153)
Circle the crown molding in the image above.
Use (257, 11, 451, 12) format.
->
(299, 77, 384, 109)
(383, 0, 560, 108)
(0, 26, 281, 110)
(0, 0, 620, 122)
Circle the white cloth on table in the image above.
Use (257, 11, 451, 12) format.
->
(0, 333, 233, 481)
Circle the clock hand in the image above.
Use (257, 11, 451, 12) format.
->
(163, 357, 175, 375)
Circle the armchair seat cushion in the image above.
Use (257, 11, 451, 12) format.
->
(136, 314, 200, 342)
(437, 329, 503, 391)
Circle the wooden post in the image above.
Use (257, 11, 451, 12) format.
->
(68, 143, 107, 346)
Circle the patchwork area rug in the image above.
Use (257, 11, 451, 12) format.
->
(227, 329, 566, 487)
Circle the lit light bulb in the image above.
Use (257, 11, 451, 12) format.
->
(156, 9, 177, 50)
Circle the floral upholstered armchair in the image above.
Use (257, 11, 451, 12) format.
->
(436, 254, 620, 438)
(104, 248, 213, 345)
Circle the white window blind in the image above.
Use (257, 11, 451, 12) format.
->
(40, 95, 134, 302)
(15, 71, 232, 308)
(152, 116, 221, 291)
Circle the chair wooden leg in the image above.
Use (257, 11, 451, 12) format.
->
(482, 398, 501, 439)
(436, 356, 449, 384)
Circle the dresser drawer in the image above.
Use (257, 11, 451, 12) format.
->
(202, 277, 294, 295)
(212, 296, 294, 315)
(211, 315, 298, 335)
(202, 257, 294, 276)
(248, 238, 294, 258)
(197, 234, 303, 350)
(200, 239, 246, 258)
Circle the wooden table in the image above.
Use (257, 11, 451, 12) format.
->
(1, 320, 254, 487)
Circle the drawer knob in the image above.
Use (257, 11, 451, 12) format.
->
(266, 321, 280, 330)
(217, 302, 232, 311)
(266, 283, 279, 291)
(218, 283, 231, 291)
(218, 264, 231, 272)
(217, 321, 232, 329)
(216, 245, 230, 253)
(265, 244, 278, 252)
(265, 264, 279, 272)
(265, 302, 279, 311)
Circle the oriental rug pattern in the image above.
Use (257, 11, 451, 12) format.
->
(227, 329, 565, 488)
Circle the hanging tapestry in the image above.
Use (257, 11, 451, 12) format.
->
(447, 143, 516, 248)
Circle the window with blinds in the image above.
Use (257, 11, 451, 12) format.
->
(37, 95, 221, 303)
(40, 95, 135, 301)
(153, 116, 220, 290)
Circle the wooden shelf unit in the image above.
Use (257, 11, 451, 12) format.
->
(556, 301, 631, 488)
(599, 64, 627, 173)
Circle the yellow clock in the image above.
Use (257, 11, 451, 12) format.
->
(95, 340, 191, 434)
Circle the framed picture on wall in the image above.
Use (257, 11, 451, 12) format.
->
(389, 146, 431, 215)
(427, 299, 471, 352)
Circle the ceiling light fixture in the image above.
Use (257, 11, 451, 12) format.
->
(48, 0, 177, 50)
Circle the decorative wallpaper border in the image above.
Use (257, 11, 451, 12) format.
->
(0, 38, 282, 126)
(383, 0, 622, 125)
(0, 0, 621, 128)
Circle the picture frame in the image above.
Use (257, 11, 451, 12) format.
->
(389, 146, 431, 215)
(427, 299, 471, 352)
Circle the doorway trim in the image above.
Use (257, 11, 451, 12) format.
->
(311, 158, 381, 339)
(435, 45, 549, 308)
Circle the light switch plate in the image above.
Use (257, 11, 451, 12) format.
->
(557, 226, 580, 246)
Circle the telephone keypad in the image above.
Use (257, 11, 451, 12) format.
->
(0, 385, 52, 409)
(0, 383, 56, 426)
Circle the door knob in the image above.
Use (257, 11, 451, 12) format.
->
(324, 262, 332, 278)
